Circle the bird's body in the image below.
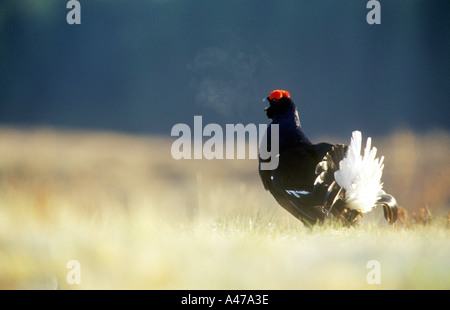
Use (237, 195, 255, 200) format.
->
(258, 90, 398, 227)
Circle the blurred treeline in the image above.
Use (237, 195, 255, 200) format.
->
(0, 0, 449, 137)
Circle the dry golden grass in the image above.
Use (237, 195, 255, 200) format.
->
(0, 127, 448, 289)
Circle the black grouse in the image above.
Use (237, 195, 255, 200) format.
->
(258, 89, 398, 228)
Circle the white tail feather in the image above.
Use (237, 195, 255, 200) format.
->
(334, 131, 384, 213)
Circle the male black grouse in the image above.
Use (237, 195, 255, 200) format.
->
(258, 90, 398, 228)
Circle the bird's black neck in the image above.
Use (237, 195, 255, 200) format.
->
(269, 109, 312, 150)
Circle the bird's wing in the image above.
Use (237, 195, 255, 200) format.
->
(260, 144, 333, 226)
(271, 147, 317, 191)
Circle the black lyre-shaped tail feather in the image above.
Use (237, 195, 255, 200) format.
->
(376, 192, 398, 224)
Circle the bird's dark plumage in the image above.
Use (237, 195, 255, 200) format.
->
(258, 90, 398, 227)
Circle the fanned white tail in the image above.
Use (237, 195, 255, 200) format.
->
(334, 131, 384, 213)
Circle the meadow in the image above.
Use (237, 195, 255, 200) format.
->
(0, 127, 448, 289)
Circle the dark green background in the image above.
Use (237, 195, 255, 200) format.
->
(1, 0, 449, 137)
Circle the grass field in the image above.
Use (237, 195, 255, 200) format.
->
(0, 127, 448, 289)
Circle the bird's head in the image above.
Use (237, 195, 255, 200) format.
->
(263, 90, 296, 120)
